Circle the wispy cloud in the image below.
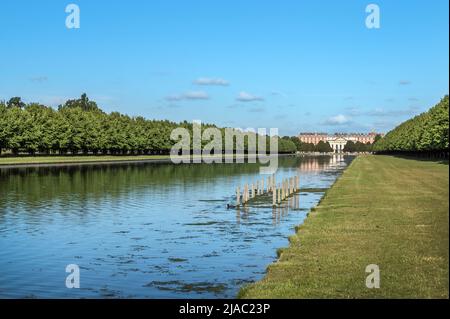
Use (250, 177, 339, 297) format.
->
(248, 107, 265, 113)
(344, 106, 362, 116)
(274, 114, 288, 120)
(271, 91, 287, 98)
(365, 106, 420, 117)
(236, 91, 264, 102)
(322, 114, 351, 126)
(193, 77, 229, 86)
(36, 95, 68, 107)
(30, 76, 48, 83)
(399, 80, 412, 85)
(165, 91, 210, 101)
(344, 105, 421, 118)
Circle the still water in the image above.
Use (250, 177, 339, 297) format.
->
(0, 155, 353, 298)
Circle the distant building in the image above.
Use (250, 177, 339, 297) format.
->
(298, 132, 383, 153)
(297, 133, 329, 145)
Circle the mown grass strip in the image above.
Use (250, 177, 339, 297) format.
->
(239, 155, 449, 298)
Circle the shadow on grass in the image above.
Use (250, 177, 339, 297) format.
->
(391, 155, 449, 166)
(375, 153, 449, 166)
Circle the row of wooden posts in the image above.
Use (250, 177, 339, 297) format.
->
(235, 174, 300, 207)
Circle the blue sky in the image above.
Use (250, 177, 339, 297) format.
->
(0, 0, 448, 135)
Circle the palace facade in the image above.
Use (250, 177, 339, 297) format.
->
(298, 132, 382, 153)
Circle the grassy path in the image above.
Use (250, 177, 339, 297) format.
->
(239, 155, 449, 298)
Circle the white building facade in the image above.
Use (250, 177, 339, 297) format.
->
(298, 132, 382, 153)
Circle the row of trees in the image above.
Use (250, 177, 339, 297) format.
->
(284, 136, 333, 152)
(373, 96, 449, 154)
(0, 94, 297, 156)
(343, 141, 375, 153)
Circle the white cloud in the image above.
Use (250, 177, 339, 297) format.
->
(236, 91, 264, 102)
(165, 91, 210, 101)
(38, 95, 69, 107)
(194, 77, 229, 86)
(323, 114, 351, 125)
(184, 91, 209, 100)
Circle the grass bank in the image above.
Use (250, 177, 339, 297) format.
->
(0, 153, 287, 167)
(239, 155, 449, 298)
(0, 155, 170, 166)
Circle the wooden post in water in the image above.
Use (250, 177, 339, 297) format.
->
(286, 179, 289, 198)
(244, 184, 248, 204)
(287, 179, 290, 197)
(274, 177, 277, 193)
(272, 183, 276, 207)
(261, 178, 265, 194)
(236, 186, 240, 206)
(277, 185, 281, 204)
(268, 175, 271, 192)
(251, 183, 255, 198)
(286, 177, 291, 197)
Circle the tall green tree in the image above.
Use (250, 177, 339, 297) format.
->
(7, 97, 26, 109)
(315, 141, 333, 153)
(373, 95, 449, 154)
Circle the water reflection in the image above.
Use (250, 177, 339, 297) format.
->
(0, 155, 353, 298)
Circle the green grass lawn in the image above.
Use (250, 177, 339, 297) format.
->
(239, 155, 449, 298)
